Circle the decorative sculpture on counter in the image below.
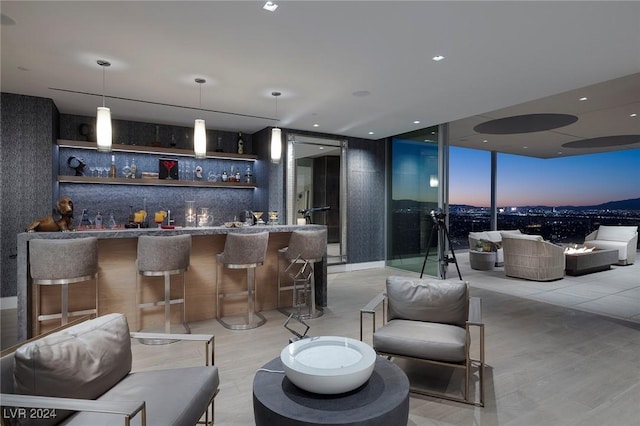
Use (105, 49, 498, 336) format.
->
(26, 196, 74, 232)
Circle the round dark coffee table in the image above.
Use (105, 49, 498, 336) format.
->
(253, 356, 409, 426)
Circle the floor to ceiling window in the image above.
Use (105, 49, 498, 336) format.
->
(387, 127, 439, 275)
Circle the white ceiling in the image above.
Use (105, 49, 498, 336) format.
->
(2, 1, 639, 159)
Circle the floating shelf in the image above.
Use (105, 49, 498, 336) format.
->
(57, 139, 258, 161)
(58, 175, 256, 189)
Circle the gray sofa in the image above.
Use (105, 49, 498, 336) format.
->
(1, 313, 219, 425)
(501, 232, 565, 281)
(583, 225, 638, 265)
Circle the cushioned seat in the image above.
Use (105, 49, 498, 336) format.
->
(29, 237, 99, 335)
(1, 313, 218, 426)
(64, 366, 219, 425)
(501, 232, 565, 281)
(361, 276, 485, 406)
(216, 232, 269, 330)
(583, 225, 637, 265)
(373, 319, 467, 362)
(277, 229, 327, 319)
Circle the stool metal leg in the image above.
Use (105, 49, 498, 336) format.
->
(61, 284, 69, 325)
(216, 265, 266, 330)
(164, 272, 171, 334)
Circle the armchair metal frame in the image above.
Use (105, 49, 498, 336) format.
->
(360, 289, 485, 407)
(1, 316, 218, 426)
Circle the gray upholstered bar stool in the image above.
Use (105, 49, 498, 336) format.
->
(216, 231, 269, 330)
(29, 237, 99, 336)
(136, 234, 191, 340)
(277, 229, 327, 319)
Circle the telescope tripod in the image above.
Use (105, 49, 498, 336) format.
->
(420, 218, 462, 280)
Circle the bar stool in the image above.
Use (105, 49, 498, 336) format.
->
(29, 237, 99, 336)
(136, 234, 191, 341)
(216, 231, 269, 330)
(277, 229, 327, 319)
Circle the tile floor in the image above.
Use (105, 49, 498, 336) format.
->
(453, 250, 640, 324)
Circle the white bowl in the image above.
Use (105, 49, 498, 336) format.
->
(280, 336, 377, 394)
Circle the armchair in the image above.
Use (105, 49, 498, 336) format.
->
(501, 232, 565, 281)
(1, 314, 219, 426)
(583, 225, 638, 265)
(360, 276, 484, 406)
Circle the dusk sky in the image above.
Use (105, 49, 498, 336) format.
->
(449, 147, 640, 207)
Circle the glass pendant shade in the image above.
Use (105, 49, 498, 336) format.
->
(96, 106, 112, 152)
(194, 118, 207, 158)
(271, 127, 282, 163)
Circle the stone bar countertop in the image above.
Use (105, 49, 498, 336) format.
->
(17, 224, 326, 341)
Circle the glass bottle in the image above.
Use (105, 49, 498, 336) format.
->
(130, 158, 137, 179)
(237, 132, 244, 154)
(108, 154, 117, 178)
(122, 159, 131, 178)
(215, 136, 224, 152)
(79, 208, 92, 228)
(221, 170, 228, 182)
(107, 212, 117, 229)
(94, 211, 103, 228)
(245, 165, 253, 183)
(234, 168, 241, 182)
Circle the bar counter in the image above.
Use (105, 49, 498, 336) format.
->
(17, 225, 327, 340)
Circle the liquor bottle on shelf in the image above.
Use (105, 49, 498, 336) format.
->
(108, 155, 117, 178)
(122, 159, 131, 178)
(78, 208, 92, 229)
(94, 211, 103, 228)
(221, 170, 228, 182)
(245, 165, 253, 183)
(237, 132, 244, 154)
(130, 158, 137, 179)
(234, 168, 241, 182)
(106, 212, 117, 229)
(215, 136, 224, 152)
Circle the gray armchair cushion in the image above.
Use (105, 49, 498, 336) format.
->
(13, 314, 132, 425)
(386, 276, 468, 327)
(373, 319, 467, 363)
(63, 366, 220, 426)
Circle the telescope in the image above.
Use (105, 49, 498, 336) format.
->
(298, 206, 331, 224)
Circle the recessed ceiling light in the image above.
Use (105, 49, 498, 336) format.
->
(319, 147, 324, 150)
(579, 97, 588, 101)
(263, 2, 278, 12)
(432, 55, 445, 61)
(368, 131, 375, 135)
(482, 139, 488, 143)
(630, 113, 638, 117)
(313, 123, 319, 127)
(413, 120, 420, 124)
(557, 152, 563, 155)
(523, 146, 528, 149)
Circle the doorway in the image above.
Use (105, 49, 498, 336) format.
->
(286, 134, 347, 265)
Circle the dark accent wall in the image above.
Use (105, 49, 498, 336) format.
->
(346, 137, 387, 263)
(1, 93, 58, 298)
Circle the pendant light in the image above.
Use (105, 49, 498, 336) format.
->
(194, 78, 207, 159)
(271, 91, 282, 163)
(96, 60, 112, 152)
